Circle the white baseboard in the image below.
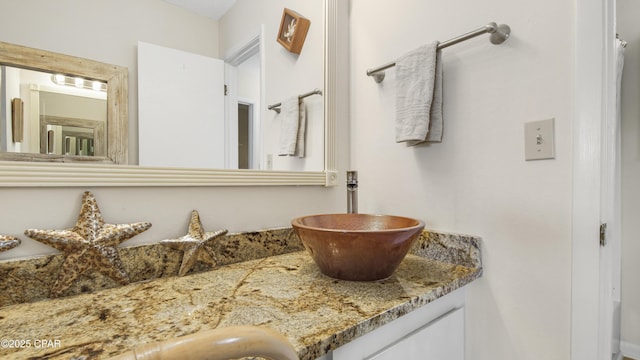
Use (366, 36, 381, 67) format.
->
(622, 341, 640, 359)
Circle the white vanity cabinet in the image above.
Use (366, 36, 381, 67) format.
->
(364, 307, 464, 359)
(328, 287, 465, 360)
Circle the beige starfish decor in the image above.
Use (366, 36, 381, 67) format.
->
(0, 235, 21, 253)
(160, 210, 228, 276)
(24, 191, 152, 297)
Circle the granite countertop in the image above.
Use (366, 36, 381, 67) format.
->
(0, 232, 482, 360)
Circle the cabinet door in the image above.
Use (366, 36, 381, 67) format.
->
(331, 288, 466, 360)
(366, 307, 464, 360)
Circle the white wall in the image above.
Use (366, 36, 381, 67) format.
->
(238, 55, 261, 102)
(0, 0, 349, 260)
(350, 1, 573, 359)
(618, 0, 640, 351)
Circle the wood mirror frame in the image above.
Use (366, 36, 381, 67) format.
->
(0, 0, 339, 187)
(0, 41, 127, 165)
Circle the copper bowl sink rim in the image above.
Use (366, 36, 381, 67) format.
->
(291, 213, 425, 233)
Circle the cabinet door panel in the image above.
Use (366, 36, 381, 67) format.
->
(367, 307, 464, 360)
(331, 288, 465, 360)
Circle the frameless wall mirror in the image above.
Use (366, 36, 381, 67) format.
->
(0, 41, 127, 164)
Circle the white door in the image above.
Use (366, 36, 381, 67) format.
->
(138, 41, 225, 169)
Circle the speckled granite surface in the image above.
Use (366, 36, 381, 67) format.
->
(0, 250, 481, 360)
(0, 252, 480, 359)
(0, 228, 303, 306)
(411, 231, 482, 269)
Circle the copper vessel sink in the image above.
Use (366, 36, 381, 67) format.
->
(291, 214, 425, 281)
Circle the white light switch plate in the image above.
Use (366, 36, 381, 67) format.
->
(266, 154, 273, 170)
(524, 118, 555, 160)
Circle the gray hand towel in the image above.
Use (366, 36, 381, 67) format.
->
(395, 41, 443, 145)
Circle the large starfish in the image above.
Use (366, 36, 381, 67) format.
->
(24, 191, 152, 297)
(0, 236, 21, 253)
(160, 210, 227, 276)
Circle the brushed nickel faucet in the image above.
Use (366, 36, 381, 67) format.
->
(347, 170, 358, 214)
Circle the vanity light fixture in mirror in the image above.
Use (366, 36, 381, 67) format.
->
(0, 41, 128, 164)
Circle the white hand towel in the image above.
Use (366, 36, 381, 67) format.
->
(395, 41, 443, 144)
(277, 97, 306, 157)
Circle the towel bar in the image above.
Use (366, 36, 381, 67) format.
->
(269, 88, 323, 113)
(366, 22, 511, 83)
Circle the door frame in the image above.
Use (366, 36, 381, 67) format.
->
(223, 29, 264, 170)
(572, 0, 619, 358)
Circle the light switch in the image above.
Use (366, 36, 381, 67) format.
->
(524, 118, 555, 160)
(266, 154, 273, 170)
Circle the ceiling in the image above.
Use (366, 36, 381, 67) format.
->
(163, 0, 236, 20)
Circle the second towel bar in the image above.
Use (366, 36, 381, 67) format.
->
(366, 22, 511, 83)
(268, 88, 323, 113)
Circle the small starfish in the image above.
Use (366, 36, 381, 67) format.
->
(24, 191, 151, 297)
(284, 18, 297, 42)
(0, 236, 21, 253)
(160, 210, 227, 276)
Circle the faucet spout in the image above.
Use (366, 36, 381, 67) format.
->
(347, 170, 358, 214)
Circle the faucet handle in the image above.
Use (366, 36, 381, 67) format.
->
(346, 170, 358, 186)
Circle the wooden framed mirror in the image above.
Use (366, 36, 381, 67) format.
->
(0, 41, 127, 164)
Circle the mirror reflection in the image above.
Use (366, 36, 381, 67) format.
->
(137, 0, 325, 171)
(1, 66, 107, 160)
(0, 0, 325, 172)
(0, 37, 127, 165)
